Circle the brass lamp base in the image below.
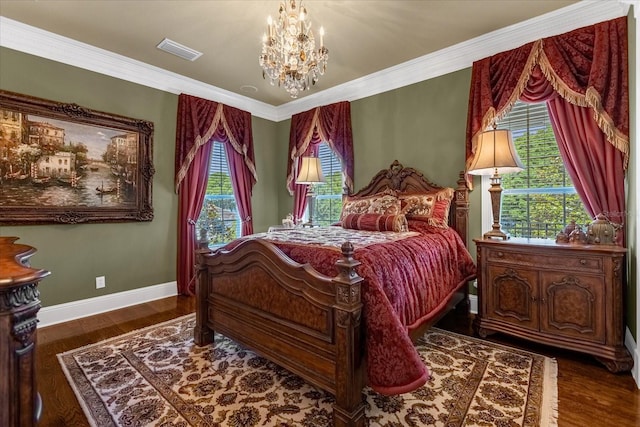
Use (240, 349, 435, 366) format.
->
(484, 172, 509, 240)
(483, 228, 510, 240)
(304, 190, 317, 229)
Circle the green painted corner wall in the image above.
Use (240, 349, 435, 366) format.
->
(274, 69, 483, 255)
(250, 115, 283, 233)
(276, 118, 294, 221)
(349, 68, 482, 261)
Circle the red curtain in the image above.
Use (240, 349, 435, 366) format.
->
(466, 17, 628, 244)
(286, 101, 354, 222)
(176, 144, 212, 296)
(548, 97, 626, 240)
(175, 94, 257, 295)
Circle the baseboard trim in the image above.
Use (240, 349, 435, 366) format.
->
(625, 327, 640, 389)
(37, 281, 178, 328)
(469, 294, 478, 315)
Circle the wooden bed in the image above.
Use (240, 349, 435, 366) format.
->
(194, 160, 472, 427)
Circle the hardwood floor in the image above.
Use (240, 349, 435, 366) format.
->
(35, 296, 639, 426)
(36, 296, 196, 427)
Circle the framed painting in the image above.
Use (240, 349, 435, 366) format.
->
(0, 90, 154, 225)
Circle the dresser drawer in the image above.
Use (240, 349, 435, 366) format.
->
(486, 248, 603, 273)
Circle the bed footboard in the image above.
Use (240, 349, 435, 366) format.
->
(195, 238, 366, 427)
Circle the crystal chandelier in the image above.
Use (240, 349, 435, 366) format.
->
(259, 0, 329, 98)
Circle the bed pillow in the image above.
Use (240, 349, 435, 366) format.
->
(340, 192, 401, 220)
(399, 187, 454, 228)
(341, 213, 408, 232)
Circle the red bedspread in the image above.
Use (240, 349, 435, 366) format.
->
(243, 222, 476, 394)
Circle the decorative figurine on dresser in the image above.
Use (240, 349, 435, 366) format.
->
(474, 214, 633, 373)
(0, 236, 50, 427)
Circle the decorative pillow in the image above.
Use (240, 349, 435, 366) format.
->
(399, 187, 454, 228)
(341, 213, 408, 232)
(340, 193, 401, 220)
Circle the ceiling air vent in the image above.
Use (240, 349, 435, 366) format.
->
(156, 38, 202, 61)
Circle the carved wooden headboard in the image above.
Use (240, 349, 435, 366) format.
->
(349, 160, 470, 247)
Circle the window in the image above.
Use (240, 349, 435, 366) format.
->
(311, 142, 344, 226)
(197, 141, 241, 246)
(493, 101, 591, 239)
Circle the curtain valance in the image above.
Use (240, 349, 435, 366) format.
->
(175, 94, 257, 193)
(286, 101, 355, 195)
(466, 16, 629, 176)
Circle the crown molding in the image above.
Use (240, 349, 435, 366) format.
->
(0, 16, 280, 121)
(0, 1, 630, 122)
(284, 0, 630, 118)
(619, 0, 638, 18)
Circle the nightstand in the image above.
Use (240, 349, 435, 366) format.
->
(474, 238, 632, 373)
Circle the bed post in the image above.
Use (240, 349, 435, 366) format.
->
(454, 171, 470, 247)
(455, 171, 471, 312)
(332, 242, 366, 427)
(194, 239, 215, 346)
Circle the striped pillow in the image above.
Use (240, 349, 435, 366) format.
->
(341, 213, 408, 232)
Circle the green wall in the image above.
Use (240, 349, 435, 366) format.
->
(276, 69, 482, 255)
(276, 118, 293, 221)
(349, 69, 482, 258)
(0, 47, 280, 307)
(250, 115, 283, 233)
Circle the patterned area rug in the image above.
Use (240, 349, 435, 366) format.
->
(58, 314, 558, 427)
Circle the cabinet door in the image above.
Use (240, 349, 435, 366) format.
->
(486, 266, 538, 330)
(539, 272, 605, 343)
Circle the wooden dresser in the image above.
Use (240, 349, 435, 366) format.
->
(474, 238, 632, 372)
(1, 236, 50, 427)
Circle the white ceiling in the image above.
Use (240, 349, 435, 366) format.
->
(0, 1, 631, 120)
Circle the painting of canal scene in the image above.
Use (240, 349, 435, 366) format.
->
(0, 90, 154, 225)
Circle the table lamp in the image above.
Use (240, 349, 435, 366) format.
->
(468, 126, 524, 240)
(295, 156, 325, 227)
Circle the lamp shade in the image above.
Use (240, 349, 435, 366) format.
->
(295, 156, 325, 184)
(467, 128, 524, 176)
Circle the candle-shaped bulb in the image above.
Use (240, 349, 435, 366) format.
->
(319, 27, 325, 47)
(267, 16, 273, 37)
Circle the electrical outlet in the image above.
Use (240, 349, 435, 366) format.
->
(96, 276, 106, 289)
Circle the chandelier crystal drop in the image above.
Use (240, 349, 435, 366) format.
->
(259, 0, 328, 98)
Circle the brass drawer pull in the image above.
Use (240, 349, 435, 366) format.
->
(580, 259, 587, 265)
(496, 251, 504, 258)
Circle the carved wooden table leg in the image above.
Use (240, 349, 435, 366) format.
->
(1, 237, 50, 427)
